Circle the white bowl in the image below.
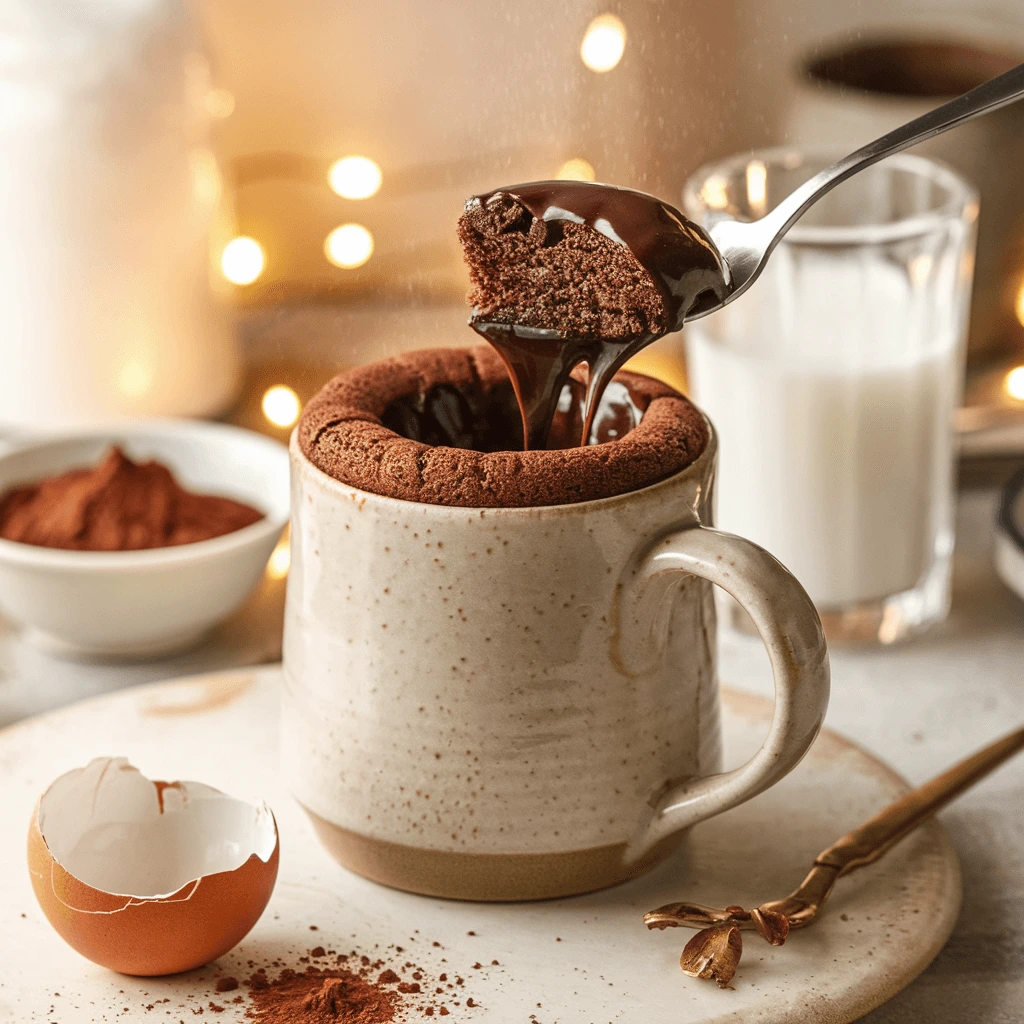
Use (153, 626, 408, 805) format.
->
(0, 421, 289, 658)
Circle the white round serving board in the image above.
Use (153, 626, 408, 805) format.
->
(0, 666, 960, 1023)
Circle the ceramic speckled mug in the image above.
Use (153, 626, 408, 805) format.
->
(282, 362, 830, 901)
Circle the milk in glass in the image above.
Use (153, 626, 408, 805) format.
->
(686, 254, 962, 610)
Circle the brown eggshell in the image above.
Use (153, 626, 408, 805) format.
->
(27, 760, 279, 976)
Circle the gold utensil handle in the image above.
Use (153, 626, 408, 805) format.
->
(814, 726, 1024, 876)
(645, 724, 1024, 936)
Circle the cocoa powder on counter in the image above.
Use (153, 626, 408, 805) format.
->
(239, 942, 483, 1023)
(0, 446, 263, 551)
(246, 968, 398, 1023)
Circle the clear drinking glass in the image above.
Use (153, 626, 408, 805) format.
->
(683, 150, 978, 644)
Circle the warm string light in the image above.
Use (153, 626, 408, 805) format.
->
(1005, 366, 1024, 401)
(580, 14, 627, 72)
(1015, 279, 1024, 328)
(205, 88, 236, 119)
(908, 254, 933, 287)
(266, 533, 291, 580)
(190, 149, 222, 207)
(117, 356, 155, 399)
(221, 237, 265, 285)
(328, 156, 382, 199)
(325, 223, 374, 268)
(699, 174, 730, 211)
(262, 385, 301, 428)
(746, 160, 768, 216)
(556, 158, 596, 181)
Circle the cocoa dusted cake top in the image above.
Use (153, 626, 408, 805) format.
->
(297, 346, 709, 508)
(458, 180, 728, 340)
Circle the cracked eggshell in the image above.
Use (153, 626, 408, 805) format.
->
(27, 756, 279, 976)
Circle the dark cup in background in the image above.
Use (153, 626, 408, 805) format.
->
(789, 37, 1024, 368)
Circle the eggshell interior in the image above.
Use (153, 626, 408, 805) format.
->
(37, 757, 277, 898)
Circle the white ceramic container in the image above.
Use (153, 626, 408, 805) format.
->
(0, 0, 239, 431)
(0, 422, 288, 657)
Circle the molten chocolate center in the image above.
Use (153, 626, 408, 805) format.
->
(461, 180, 728, 450)
(382, 377, 648, 452)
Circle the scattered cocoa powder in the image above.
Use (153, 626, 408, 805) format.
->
(215, 978, 239, 993)
(239, 943, 487, 1022)
(0, 446, 264, 551)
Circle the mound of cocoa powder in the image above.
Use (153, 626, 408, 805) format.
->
(0, 446, 264, 551)
(238, 943, 477, 1022)
(246, 968, 398, 1023)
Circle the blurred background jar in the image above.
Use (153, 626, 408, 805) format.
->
(0, 0, 239, 434)
(787, 15, 1024, 369)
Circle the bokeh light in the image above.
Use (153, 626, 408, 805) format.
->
(190, 149, 222, 207)
(908, 254, 933, 287)
(581, 14, 627, 72)
(1005, 366, 1024, 401)
(220, 237, 265, 285)
(328, 156, 383, 200)
(205, 88, 236, 119)
(1015, 279, 1024, 328)
(746, 159, 768, 214)
(266, 534, 291, 580)
(699, 174, 730, 211)
(262, 385, 301, 428)
(556, 158, 596, 182)
(117, 357, 155, 399)
(324, 223, 374, 269)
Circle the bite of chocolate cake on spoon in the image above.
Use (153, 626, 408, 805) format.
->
(458, 180, 729, 450)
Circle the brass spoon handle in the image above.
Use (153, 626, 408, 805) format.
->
(815, 725, 1024, 875)
(646, 725, 1024, 934)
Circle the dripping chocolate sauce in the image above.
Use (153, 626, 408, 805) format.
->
(382, 377, 648, 454)
(467, 181, 729, 450)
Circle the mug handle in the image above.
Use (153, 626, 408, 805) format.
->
(622, 524, 830, 862)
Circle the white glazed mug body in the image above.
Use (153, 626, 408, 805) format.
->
(282, 421, 829, 900)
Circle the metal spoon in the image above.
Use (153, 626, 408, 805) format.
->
(643, 724, 1024, 988)
(688, 61, 1024, 321)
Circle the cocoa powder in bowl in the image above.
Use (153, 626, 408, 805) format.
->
(0, 447, 264, 551)
(298, 345, 708, 508)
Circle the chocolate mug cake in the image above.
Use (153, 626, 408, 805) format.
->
(298, 346, 707, 508)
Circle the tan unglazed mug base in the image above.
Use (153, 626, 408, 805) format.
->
(303, 804, 683, 902)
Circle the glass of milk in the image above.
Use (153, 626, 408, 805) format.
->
(683, 150, 977, 644)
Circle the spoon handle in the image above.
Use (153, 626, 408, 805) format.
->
(763, 61, 1024, 246)
(645, 724, 1024, 933)
(814, 725, 1024, 876)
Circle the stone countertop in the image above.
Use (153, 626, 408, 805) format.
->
(720, 488, 1024, 1023)
(0, 572, 285, 730)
